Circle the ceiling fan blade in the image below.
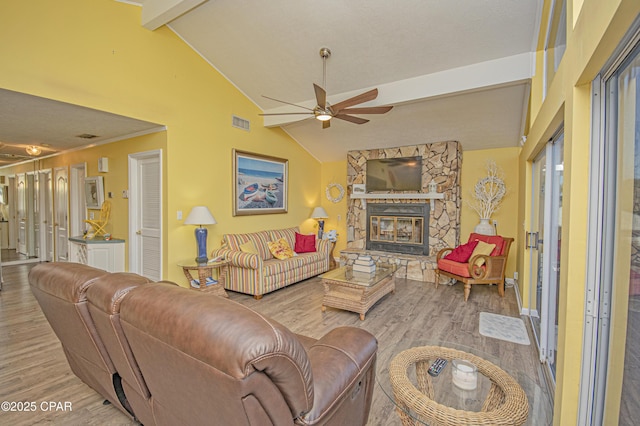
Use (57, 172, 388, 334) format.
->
(259, 112, 313, 116)
(313, 83, 326, 109)
(262, 95, 315, 111)
(331, 88, 379, 112)
(334, 114, 369, 125)
(322, 120, 331, 129)
(339, 106, 393, 115)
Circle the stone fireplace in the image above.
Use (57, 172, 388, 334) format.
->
(341, 141, 462, 282)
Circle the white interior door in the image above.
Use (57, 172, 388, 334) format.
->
(70, 163, 86, 237)
(8, 176, 16, 249)
(129, 150, 162, 281)
(39, 170, 54, 262)
(54, 167, 69, 262)
(26, 173, 37, 257)
(16, 174, 27, 255)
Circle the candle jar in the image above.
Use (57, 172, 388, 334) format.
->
(452, 359, 478, 390)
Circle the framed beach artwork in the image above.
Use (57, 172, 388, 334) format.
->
(233, 149, 288, 216)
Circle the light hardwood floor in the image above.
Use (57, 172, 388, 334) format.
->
(0, 263, 551, 425)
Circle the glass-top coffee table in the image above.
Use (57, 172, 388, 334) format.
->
(319, 265, 396, 320)
(376, 340, 553, 425)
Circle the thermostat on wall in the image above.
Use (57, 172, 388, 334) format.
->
(98, 157, 109, 173)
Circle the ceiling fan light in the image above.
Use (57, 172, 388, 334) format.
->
(26, 145, 41, 156)
(315, 113, 332, 121)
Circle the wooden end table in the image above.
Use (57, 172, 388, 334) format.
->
(179, 260, 229, 297)
(320, 265, 395, 320)
(328, 241, 337, 269)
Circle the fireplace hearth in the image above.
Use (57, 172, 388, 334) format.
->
(366, 203, 429, 255)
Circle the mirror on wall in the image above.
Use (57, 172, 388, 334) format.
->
(84, 177, 104, 209)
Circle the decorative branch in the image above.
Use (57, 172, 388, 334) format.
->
(465, 160, 506, 219)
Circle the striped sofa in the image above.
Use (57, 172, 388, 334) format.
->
(212, 227, 331, 299)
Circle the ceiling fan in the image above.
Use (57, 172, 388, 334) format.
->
(260, 47, 393, 129)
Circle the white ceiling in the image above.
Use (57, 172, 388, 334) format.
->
(0, 89, 164, 167)
(0, 0, 541, 167)
(164, 0, 540, 161)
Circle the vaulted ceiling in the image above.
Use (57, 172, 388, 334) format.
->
(0, 0, 541, 166)
(160, 0, 541, 161)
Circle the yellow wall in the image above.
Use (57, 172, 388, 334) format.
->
(5, 2, 640, 422)
(316, 149, 522, 270)
(523, 0, 640, 424)
(1, 133, 167, 272)
(0, 0, 321, 284)
(460, 147, 521, 279)
(0, 0, 519, 284)
(319, 160, 348, 258)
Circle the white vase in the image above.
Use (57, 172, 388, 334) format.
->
(474, 218, 496, 235)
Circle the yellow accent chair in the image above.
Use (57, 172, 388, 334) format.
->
(84, 201, 111, 238)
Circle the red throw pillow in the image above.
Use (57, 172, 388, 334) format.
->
(294, 232, 316, 253)
(444, 240, 479, 263)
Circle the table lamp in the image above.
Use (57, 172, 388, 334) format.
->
(310, 206, 328, 239)
(184, 206, 216, 265)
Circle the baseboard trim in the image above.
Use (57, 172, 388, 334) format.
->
(514, 280, 524, 315)
(1, 258, 42, 266)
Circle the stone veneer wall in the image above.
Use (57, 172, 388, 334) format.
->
(342, 141, 462, 282)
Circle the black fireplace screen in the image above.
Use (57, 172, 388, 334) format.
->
(366, 203, 429, 255)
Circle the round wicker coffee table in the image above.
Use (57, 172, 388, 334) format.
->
(388, 346, 530, 426)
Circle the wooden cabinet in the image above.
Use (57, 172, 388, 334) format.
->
(69, 236, 125, 273)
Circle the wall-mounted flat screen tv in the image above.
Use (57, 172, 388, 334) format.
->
(365, 156, 422, 192)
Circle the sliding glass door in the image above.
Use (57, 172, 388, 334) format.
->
(581, 32, 640, 426)
(529, 150, 546, 345)
(528, 131, 564, 384)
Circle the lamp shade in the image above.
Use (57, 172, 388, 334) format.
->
(310, 206, 328, 219)
(184, 206, 216, 226)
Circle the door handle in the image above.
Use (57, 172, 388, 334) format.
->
(526, 231, 539, 249)
(136, 230, 142, 235)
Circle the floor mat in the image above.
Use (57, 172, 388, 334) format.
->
(479, 312, 531, 345)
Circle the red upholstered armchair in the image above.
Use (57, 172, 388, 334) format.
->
(435, 233, 513, 301)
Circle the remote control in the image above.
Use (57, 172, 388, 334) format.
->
(428, 358, 447, 376)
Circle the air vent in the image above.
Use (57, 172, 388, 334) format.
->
(232, 115, 250, 131)
(76, 133, 99, 139)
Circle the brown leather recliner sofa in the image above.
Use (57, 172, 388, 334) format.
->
(29, 262, 378, 425)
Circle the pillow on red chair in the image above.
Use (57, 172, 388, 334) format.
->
(294, 232, 316, 253)
(444, 240, 479, 263)
(468, 233, 504, 256)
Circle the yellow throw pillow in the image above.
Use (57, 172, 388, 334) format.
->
(470, 240, 496, 266)
(239, 240, 259, 255)
(267, 238, 294, 260)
